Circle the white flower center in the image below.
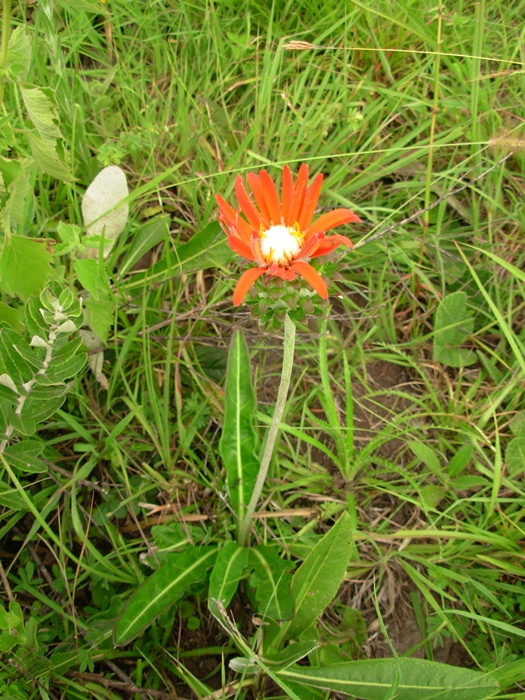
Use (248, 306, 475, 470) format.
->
(260, 225, 302, 265)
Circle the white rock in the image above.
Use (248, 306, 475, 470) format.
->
(81, 165, 129, 259)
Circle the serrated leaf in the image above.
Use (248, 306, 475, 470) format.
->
(7, 27, 31, 81)
(114, 547, 217, 645)
(219, 330, 259, 527)
(3, 440, 46, 473)
(266, 513, 352, 650)
(277, 658, 499, 700)
(0, 234, 53, 301)
(20, 85, 62, 142)
(26, 131, 74, 182)
(433, 291, 476, 368)
(249, 546, 294, 621)
(208, 541, 250, 609)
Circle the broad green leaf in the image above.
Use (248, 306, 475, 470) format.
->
(433, 291, 476, 368)
(55, 222, 83, 256)
(0, 157, 32, 232)
(447, 444, 473, 477)
(25, 296, 49, 337)
(74, 258, 111, 299)
(266, 512, 352, 650)
(219, 330, 259, 525)
(7, 27, 31, 82)
(114, 547, 217, 645)
(208, 541, 250, 609)
(0, 302, 23, 332)
(0, 329, 37, 385)
(118, 216, 170, 276)
(3, 440, 46, 473)
(0, 234, 53, 301)
(26, 131, 74, 182)
(174, 221, 231, 271)
(126, 221, 231, 290)
(47, 350, 86, 382)
(505, 437, 525, 476)
(21, 395, 66, 426)
(277, 658, 499, 700)
(408, 441, 442, 477)
(20, 85, 62, 143)
(85, 296, 113, 344)
(249, 546, 294, 621)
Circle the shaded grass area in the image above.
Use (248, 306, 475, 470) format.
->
(1, 0, 525, 697)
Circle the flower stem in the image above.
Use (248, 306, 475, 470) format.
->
(0, 0, 11, 109)
(238, 313, 296, 546)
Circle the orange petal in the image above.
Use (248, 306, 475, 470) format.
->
(290, 261, 328, 299)
(289, 164, 308, 225)
(227, 235, 256, 261)
(281, 165, 294, 226)
(246, 173, 271, 227)
(288, 179, 307, 227)
(309, 234, 353, 258)
(298, 172, 323, 231)
(232, 267, 267, 306)
(296, 232, 324, 260)
(235, 175, 261, 229)
(216, 194, 253, 244)
(216, 194, 237, 227)
(267, 263, 296, 281)
(306, 208, 361, 237)
(260, 170, 282, 224)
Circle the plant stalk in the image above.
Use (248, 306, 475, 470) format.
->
(238, 313, 296, 546)
(0, 0, 11, 109)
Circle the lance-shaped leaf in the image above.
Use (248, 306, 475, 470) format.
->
(265, 512, 352, 650)
(114, 547, 217, 645)
(126, 221, 231, 290)
(277, 658, 500, 700)
(249, 545, 294, 621)
(209, 541, 250, 610)
(219, 330, 259, 525)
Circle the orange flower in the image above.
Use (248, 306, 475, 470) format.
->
(216, 164, 361, 306)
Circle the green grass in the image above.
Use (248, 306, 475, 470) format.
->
(1, 0, 525, 696)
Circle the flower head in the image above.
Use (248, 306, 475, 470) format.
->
(216, 164, 361, 305)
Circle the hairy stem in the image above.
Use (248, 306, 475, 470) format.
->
(238, 314, 296, 546)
